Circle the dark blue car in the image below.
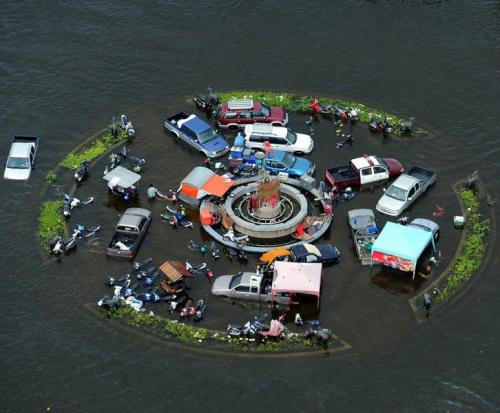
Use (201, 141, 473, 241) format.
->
(164, 112, 230, 158)
(261, 150, 315, 178)
(289, 243, 340, 266)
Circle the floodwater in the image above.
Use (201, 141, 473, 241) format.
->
(1, 1, 500, 411)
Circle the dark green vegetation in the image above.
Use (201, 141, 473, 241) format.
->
(437, 185, 490, 302)
(59, 127, 128, 169)
(45, 170, 58, 183)
(103, 305, 337, 353)
(38, 200, 67, 248)
(218, 91, 427, 137)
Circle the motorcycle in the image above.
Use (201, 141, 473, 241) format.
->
(399, 117, 415, 136)
(185, 260, 214, 282)
(180, 299, 207, 322)
(369, 117, 393, 135)
(132, 257, 153, 271)
(223, 227, 249, 247)
(72, 224, 101, 239)
(48, 234, 78, 256)
(303, 325, 332, 347)
(74, 160, 89, 183)
(62, 193, 94, 218)
(105, 273, 130, 287)
(120, 114, 136, 138)
(143, 269, 161, 287)
(211, 241, 220, 260)
(231, 163, 259, 178)
(117, 146, 145, 173)
(187, 240, 208, 255)
(227, 315, 269, 338)
(194, 87, 220, 117)
(135, 264, 157, 280)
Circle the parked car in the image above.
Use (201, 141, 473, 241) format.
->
(164, 112, 229, 158)
(347, 209, 379, 265)
(244, 123, 313, 155)
(4, 136, 39, 180)
(407, 218, 440, 242)
(289, 243, 340, 265)
(376, 166, 437, 217)
(211, 271, 289, 304)
(106, 208, 152, 259)
(216, 99, 288, 130)
(325, 155, 404, 190)
(261, 151, 315, 178)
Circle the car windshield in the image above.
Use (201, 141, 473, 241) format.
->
(261, 104, 270, 117)
(197, 127, 217, 144)
(385, 185, 407, 201)
(282, 153, 296, 168)
(286, 130, 297, 144)
(229, 273, 243, 289)
(6, 157, 29, 169)
(374, 156, 388, 168)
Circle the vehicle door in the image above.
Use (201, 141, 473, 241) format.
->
(238, 111, 253, 126)
(136, 218, 148, 246)
(270, 136, 287, 151)
(233, 284, 251, 299)
(247, 134, 264, 150)
(222, 112, 238, 127)
(359, 167, 376, 185)
(180, 126, 194, 146)
(407, 183, 419, 206)
(251, 108, 266, 123)
(372, 165, 389, 182)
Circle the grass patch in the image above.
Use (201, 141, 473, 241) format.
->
(45, 170, 57, 183)
(437, 186, 490, 302)
(38, 200, 67, 248)
(218, 91, 427, 137)
(104, 305, 327, 353)
(59, 127, 128, 169)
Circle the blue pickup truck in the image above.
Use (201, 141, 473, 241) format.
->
(164, 112, 229, 158)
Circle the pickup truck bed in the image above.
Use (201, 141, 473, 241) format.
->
(325, 165, 357, 187)
(406, 166, 436, 186)
(165, 112, 189, 127)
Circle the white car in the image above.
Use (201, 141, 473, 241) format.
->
(4, 136, 39, 180)
(244, 123, 313, 155)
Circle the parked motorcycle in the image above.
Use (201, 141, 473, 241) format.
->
(303, 325, 332, 347)
(48, 234, 78, 256)
(74, 160, 89, 183)
(143, 269, 161, 287)
(120, 114, 136, 138)
(105, 273, 130, 287)
(62, 193, 94, 218)
(227, 315, 269, 338)
(211, 241, 220, 260)
(223, 227, 249, 247)
(180, 299, 207, 321)
(132, 257, 153, 271)
(369, 117, 393, 135)
(399, 117, 415, 135)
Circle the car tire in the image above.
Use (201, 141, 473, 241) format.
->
(272, 122, 281, 127)
(294, 151, 304, 156)
(228, 124, 239, 131)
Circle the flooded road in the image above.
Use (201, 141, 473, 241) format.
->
(1, 1, 500, 411)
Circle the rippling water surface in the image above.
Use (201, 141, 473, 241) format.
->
(1, 1, 500, 411)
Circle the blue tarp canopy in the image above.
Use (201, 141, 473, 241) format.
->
(371, 222, 435, 276)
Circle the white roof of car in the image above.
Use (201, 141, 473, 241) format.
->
(391, 173, 418, 190)
(10, 142, 32, 157)
(245, 123, 287, 138)
(351, 156, 381, 170)
(228, 99, 254, 110)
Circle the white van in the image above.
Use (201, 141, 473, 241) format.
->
(244, 123, 313, 155)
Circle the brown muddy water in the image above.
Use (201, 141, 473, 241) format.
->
(1, 1, 500, 412)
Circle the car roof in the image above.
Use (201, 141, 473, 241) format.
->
(119, 208, 150, 227)
(10, 143, 32, 157)
(182, 115, 211, 134)
(391, 174, 418, 189)
(247, 123, 287, 138)
(268, 151, 287, 161)
(222, 100, 263, 112)
(351, 156, 381, 170)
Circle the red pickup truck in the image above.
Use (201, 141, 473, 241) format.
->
(325, 155, 404, 190)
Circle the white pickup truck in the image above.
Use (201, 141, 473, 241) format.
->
(376, 166, 437, 217)
(4, 136, 39, 180)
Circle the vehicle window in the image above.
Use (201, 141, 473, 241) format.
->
(6, 157, 30, 169)
(250, 286, 258, 293)
(252, 111, 263, 118)
(30, 147, 35, 155)
(306, 255, 318, 263)
(250, 135, 264, 143)
(361, 168, 373, 176)
(269, 137, 282, 145)
(415, 183, 420, 192)
(235, 285, 250, 292)
(261, 104, 271, 117)
(229, 273, 243, 289)
(239, 112, 252, 119)
(224, 112, 237, 119)
(408, 187, 416, 198)
(386, 185, 408, 201)
(286, 130, 297, 144)
(138, 218, 147, 231)
(197, 127, 217, 143)
(374, 166, 386, 174)
(282, 153, 296, 168)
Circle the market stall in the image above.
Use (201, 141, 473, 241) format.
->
(271, 261, 323, 308)
(370, 221, 436, 279)
(178, 166, 234, 207)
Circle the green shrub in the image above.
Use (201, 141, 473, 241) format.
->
(218, 91, 427, 137)
(46, 170, 57, 183)
(437, 187, 490, 302)
(59, 127, 128, 169)
(38, 200, 67, 247)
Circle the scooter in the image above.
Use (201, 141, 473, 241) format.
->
(223, 227, 249, 247)
(132, 257, 153, 271)
(74, 160, 89, 183)
(123, 282, 141, 299)
(211, 241, 220, 260)
(62, 193, 94, 218)
(106, 273, 130, 287)
(135, 264, 157, 280)
(180, 299, 207, 321)
(187, 240, 208, 254)
(48, 234, 78, 256)
(194, 87, 220, 116)
(399, 117, 415, 135)
(303, 325, 332, 347)
(336, 134, 354, 149)
(227, 315, 269, 338)
(369, 117, 393, 135)
(143, 269, 161, 287)
(72, 224, 101, 239)
(120, 114, 136, 138)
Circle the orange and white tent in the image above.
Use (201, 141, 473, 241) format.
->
(178, 166, 234, 207)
